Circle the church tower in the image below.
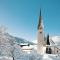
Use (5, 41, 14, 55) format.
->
(37, 9, 45, 54)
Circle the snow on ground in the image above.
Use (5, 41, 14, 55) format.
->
(42, 54, 60, 60)
(0, 54, 60, 60)
(0, 56, 13, 60)
(0, 43, 60, 60)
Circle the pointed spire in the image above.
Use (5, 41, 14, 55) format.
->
(40, 9, 41, 18)
(38, 9, 42, 29)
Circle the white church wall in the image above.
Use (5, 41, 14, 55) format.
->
(46, 46, 60, 54)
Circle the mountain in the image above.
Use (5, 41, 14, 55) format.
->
(8, 33, 34, 45)
(50, 36, 60, 45)
(0, 26, 34, 46)
(0, 31, 34, 45)
(14, 37, 34, 45)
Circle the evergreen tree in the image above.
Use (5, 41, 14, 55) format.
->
(47, 34, 50, 45)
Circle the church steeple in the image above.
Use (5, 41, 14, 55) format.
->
(37, 9, 45, 54)
(38, 9, 43, 30)
(38, 9, 44, 33)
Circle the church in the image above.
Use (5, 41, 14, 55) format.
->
(37, 9, 60, 54)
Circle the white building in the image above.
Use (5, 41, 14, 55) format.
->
(37, 9, 60, 54)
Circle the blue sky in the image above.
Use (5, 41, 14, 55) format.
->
(0, 0, 60, 41)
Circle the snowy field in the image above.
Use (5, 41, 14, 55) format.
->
(0, 54, 60, 60)
(0, 56, 13, 60)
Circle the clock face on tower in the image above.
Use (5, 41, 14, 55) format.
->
(39, 26, 43, 33)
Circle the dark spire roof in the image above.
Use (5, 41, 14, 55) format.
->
(38, 9, 42, 29)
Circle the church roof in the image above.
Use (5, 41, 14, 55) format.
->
(38, 9, 41, 29)
(38, 9, 43, 29)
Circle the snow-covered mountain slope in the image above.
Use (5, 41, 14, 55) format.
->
(0, 26, 34, 45)
(50, 36, 60, 46)
(15, 37, 34, 45)
(51, 36, 60, 45)
(0, 32, 34, 45)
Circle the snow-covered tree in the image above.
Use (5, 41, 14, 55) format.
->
(0, 26, 16, 57)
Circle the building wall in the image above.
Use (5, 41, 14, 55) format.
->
(45, 46, 60, 54)
(37, 30, 45, 54)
